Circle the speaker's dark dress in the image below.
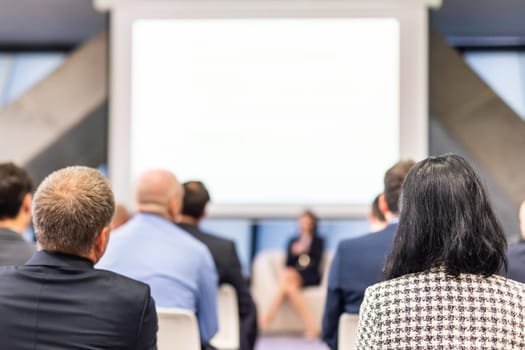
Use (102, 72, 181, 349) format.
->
(285, 235, 324, 287)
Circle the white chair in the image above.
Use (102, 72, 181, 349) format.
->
(210, 284, 240, 350)
(157, 308, 201, 350)
(251, 250, 333, 334)
(338, 313, 359, 350)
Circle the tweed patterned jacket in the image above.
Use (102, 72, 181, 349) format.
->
(356, 267, 525, 349)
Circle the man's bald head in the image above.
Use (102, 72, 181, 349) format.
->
(135, 169, 184, 220)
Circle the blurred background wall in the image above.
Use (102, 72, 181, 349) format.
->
(1, 0, 525, 272)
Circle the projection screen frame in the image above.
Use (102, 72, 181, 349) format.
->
(100, 0, 438, 218)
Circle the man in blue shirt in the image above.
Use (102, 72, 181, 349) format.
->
(98, 169, 218, 347)
(322, 160, 414, 350)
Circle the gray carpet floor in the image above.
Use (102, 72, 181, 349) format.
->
(255, 336, 329, 350)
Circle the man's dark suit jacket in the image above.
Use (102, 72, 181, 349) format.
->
(0, 227, 35, 266)
(322, 222, 398, 350)
(0, 250, 157, 349)
(177, 223, 258, 350)
(507, 241, 525, 284)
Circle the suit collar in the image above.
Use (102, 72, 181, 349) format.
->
(25, 250, 94, 269)
(177, 222, 198, 230)
(176, 222, 200, 236)
(0, 227, 25, 241)
(379, 221, 397, 232)
(177, 222, 196, 227)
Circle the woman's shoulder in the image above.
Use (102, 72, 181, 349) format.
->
(489, 273, 525, 296)
(365, 267, 525, 300)
(364, 271, 417, 297)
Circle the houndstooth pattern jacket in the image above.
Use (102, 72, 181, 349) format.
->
(356, 267, 525, 349)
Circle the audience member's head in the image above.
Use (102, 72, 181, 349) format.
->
(369, 193, 387, 232)
(135, 169, 183, 221)
(111, 204, 131, 230)
(181, 181, 210, 220)
(383, 159, 416, 216)
(32, 166, 115, 263)
(0, 162, 33, 233)
(298, 209, 318, 237)
(519, 201, 525, 240)
(384, 153, 507, 280)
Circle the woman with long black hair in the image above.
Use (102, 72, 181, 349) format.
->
(357, 154, 525, 349)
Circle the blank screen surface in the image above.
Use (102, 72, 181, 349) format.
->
(131, 18, 399, 209)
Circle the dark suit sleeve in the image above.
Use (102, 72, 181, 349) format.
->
(223, 242, 258, 350)
(322, 242, 344, 350)
(136, 288, 158, 350)
(224, 242, 251, 318)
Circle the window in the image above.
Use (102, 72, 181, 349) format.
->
(0, 52, 65, 107)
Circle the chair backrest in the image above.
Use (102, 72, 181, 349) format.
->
(210, 284, 240, 350)
(338, 313, 359, 350)
(157, 308, 201, 350)
(319, 251, 334, 287)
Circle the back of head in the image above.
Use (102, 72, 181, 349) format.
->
(135, 169, 183, 219)
(371, 194, 386, 222)
(384, 153, 507, 279)
(299, 209, 319, 236)
(111, 204, 131, 230)
(0, 162, 33, 220)
(181, 181, 210, 219)
(383, 159, 415, 214)
(33, 166, 115, 255)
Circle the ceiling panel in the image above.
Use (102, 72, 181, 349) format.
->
(431, 0, 525, 44)
(0, 0, 524, 47)
(0, 0, 106, 46)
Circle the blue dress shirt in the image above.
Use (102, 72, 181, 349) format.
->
(97, 213, 218, 343)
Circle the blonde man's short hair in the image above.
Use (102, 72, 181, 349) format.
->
(33, 166, 115, 255)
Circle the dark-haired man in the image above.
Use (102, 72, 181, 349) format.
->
(0, 166, 157, 348)
(0, 162, 35, 265)
(177, 181, 258, 350)
(322, 160, 415, 350)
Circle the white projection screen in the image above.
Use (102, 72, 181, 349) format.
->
(101, 0, 438, 217)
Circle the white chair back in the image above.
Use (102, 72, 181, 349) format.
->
(157, 308, 201, 350)
(338, 313, 359, 350)
(210, 284, 240, 350)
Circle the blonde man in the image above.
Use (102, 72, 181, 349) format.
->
(0, 166, 157, 349)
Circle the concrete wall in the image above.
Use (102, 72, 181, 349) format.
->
(429, 31, 525, 239)
(0, 32, 108, 184)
